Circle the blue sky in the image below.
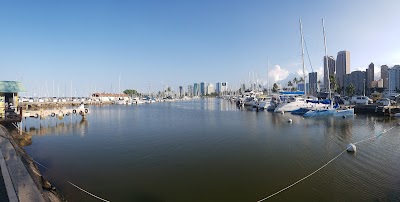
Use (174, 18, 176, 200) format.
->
(1, 0, 399, 96)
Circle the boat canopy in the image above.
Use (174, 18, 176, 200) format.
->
(306, 99, 331, 104)
(279, 91, 304, 95)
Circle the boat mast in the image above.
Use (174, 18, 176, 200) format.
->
(267, 59, 270, 95)
(322, 19, 332, 107)
(299, 19, 306, 96)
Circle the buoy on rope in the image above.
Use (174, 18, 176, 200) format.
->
(347, 143, 356, 152)
(281, 111, 284, 115)
(288, 119, 292, 123)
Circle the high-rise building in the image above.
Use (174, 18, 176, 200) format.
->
(216, 82, 228, 95)
(381, 65, 389, 88)
(187, 85, 193, 97)
(343, 70, 366, 96)
(193, 83, 199, 96)
(309, 72, 318, 96)
(200, 82, 206, 96)
(179, 86, 183, 98)
(366, 63, 374, 94)
(336, 51, 351, 92)
(388, 65, 400, 92)
(323, 56, 335, 91)
(221, 82, 227, 93)
(207, 83, 215, 95)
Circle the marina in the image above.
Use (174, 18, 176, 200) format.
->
(13, 98, 400, 201)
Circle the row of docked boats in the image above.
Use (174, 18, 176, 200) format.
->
(226, 91, 354, 117)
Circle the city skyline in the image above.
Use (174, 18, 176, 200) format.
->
(1, 1, 400, 96)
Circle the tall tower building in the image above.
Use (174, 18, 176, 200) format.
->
(193, 83, 199, 96)
(366, 63, 374, 94)
(336, 50, 351, 92)
(323, 56, 336, 91)
(309, 72, 318, 96)
(200, 82, 206, 96)
(381, 65, 389, 88)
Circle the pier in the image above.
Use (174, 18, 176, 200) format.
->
(353, 104, 400, 116)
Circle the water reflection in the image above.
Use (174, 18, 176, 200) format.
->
(24, 118, 88, 137)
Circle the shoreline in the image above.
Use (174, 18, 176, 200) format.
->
(0, 124, 64, 202)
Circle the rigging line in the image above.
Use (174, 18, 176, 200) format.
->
(303, 37, 314, 72)
(33, 159, 110, 202)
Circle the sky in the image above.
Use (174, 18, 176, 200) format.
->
(1, 0, 399, 96)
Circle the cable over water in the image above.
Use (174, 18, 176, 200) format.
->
(33, 159, 110, 202)
(257, 124, 398, 201)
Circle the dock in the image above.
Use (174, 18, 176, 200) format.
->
(0, 125, 62, 202)
(353, 104, 400, 116)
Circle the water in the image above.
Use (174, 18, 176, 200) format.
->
(22, 98, 400, 201)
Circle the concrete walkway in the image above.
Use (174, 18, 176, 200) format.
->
(0, 135, 46, 202)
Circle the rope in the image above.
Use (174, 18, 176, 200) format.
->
(257, 149, 347, 202)
(257, 124, 398, 201)
(33, 159, 110, 202)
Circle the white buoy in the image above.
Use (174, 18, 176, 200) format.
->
(281, 111, 285, 115)
(347, 143, 356, 152)
(288, 119, 292, 123)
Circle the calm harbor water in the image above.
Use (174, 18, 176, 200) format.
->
(22, 98, 400, 201)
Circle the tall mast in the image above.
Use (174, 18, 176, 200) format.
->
(267, 59, 270, 94)
(322, 19, 332, 104)
(299, 19, 306, 96)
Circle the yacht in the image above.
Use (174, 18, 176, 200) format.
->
(256, 96, 271, 109)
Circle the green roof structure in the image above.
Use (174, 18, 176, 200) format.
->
(0, 81, 26, 93)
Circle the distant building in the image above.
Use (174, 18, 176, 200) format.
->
(216, 82, 228, 95)
(309, 72, 318, 96)
(193, 83, 199, 96)
(388, 65, 400, 92)
(207, 83, 215, 95)
(187, 85, 193, 97)
(336, 50, 351, 93)
(381, 65, 389, 88)
(343, 71, 366, 96)
(200, 82, 206, 96)
(371, 79, 383, 88)
(221, 82, 227, 94)
(179, 86, 183, 98)
(366, 63, 374, 94)
(323, 56, 335, 91)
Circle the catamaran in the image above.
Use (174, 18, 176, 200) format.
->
(303, 19, 354, 117)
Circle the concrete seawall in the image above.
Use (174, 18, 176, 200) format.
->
(0, 125, 63, 202)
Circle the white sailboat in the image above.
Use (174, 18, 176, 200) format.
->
(303, 19, 354, 117)
(274, 19, 327, 113)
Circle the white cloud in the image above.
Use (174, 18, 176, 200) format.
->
(317, 67, 324, 81)
(268, 65, 289, 83)
(296, 69, 309, 78)
(355, 66, 365, 71)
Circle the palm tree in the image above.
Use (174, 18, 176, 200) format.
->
(293, 77, 298, 85)
(346, 84, 355, 96)
(272, 83, 279, 93)
(287, 81, 293, 88)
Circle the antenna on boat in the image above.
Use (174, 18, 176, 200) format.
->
(299, 19, 306, 97)
(322, 19, 333, 108)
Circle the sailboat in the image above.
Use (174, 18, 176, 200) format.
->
(303, 19, 354, 117)
(274, 19, 327, 113)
